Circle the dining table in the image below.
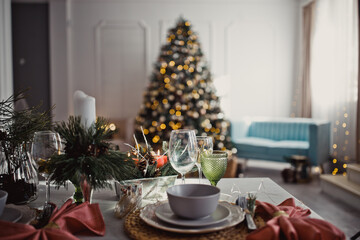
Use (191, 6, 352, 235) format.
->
(25, 177, 321, 240)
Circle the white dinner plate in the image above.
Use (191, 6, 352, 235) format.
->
(140, 201, 244, 234)
(0, 207, 23, 223)
(155, 202, 230, 227)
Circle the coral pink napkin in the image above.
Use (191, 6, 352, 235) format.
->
(0, 199, 105, 240)
(255, 198, 311, 221)
(247, 198, 345, 240)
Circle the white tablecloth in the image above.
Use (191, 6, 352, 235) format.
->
(28, 178, 321, 239)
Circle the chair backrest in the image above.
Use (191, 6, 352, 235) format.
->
(248, 121, 310, 141)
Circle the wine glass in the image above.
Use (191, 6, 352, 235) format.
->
(201, 150, 228, 186)
(31, 131, 61, 208)
(196, 136, 213, 183)
(168, 129, 197, 184)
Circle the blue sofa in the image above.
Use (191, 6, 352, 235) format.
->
(231, 118, 331, 166)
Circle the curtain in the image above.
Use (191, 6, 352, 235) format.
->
(357, 0, 360, 163)
(300, 2, 316, 118)
(311, 0, 359, 163)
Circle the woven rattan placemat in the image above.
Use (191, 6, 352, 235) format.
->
(124, 209, 265, 240)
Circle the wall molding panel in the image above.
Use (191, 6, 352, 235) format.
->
(50, 0, 299, 121)
(225, 21, 278, 118)
(224, 21, 234, 76)
(94, 20, 150, 117)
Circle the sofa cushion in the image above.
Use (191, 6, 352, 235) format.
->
(233, 137, 276, 154)
(233, 137, 309, 157)
(267, 140, 309, 156)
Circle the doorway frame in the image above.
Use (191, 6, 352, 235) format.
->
(0, 0, 13, 100)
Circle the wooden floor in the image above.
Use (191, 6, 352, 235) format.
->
(242, 163, 360, 238)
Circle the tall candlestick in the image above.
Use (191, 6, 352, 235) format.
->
(73, 90, 96, 129)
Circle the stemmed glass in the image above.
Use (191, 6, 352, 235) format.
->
(168, 129, 197, 184)
(201, 150, 228, 186)
(196, 136, 213, 183)
(31, 131, 61, 209)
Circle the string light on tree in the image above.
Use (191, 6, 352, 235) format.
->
(134, 17, 233, 151)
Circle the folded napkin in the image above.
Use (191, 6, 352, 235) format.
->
(0, 199, 105, 240)
(247, 198, 345, 240)
(255, 198, 311, 221)
(247, 215, 345, 240)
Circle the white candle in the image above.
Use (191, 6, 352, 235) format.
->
(73, 90, 96, 129)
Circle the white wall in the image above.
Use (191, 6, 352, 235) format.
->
(0, 0, 13, 101)
(50, 0, 300, 122)
(50, 0, 69, 121)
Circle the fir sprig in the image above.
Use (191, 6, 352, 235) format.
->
(122, 138, 178, 179)
(158, 162, 178, 177)
(49, 116, 178, 189)
(50, 116, 140, 189)
(49, 151, 140, 189)
(0, 90, 52, 174)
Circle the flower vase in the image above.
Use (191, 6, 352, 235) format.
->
(80, 174, 93, 203)
(0, 143, 38, 204)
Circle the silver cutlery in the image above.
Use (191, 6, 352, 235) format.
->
(237, 196, 257, 231)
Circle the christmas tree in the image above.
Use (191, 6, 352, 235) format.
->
(134, 17, 232, 151)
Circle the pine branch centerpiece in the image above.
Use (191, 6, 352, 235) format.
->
(48, 117, 177, 203)
(49, 117, 138, 192)
(114, 129, 178, 209)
